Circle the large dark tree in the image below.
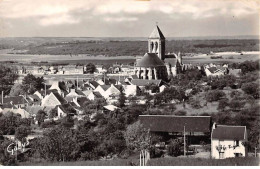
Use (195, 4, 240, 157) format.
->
(0, 65, 18, 96)
(85, 63, 96, 74)
(36, 110, 46, 126)
(22, 74, 45, 94)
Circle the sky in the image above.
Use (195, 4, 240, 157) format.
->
(0, 0, 259, 37)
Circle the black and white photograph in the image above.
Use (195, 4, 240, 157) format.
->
(0, 0, 259, 166)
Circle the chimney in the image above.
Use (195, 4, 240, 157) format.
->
(1, 91, 3, 104)
(212, 122, 217, 130)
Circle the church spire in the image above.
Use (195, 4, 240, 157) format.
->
(149, 24, 165, 39)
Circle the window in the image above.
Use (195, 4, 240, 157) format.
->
(235, 140, 239, 146)
(219, 152, 225, 159)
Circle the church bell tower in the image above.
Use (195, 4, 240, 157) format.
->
(148, 25, 165, 60)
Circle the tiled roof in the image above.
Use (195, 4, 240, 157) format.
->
(57, 103, 76, 115)
(100, 85, 111, 91)
(89, 81, 99, 88)
(0, 96, 28, 105)
(139, 115, 212, 133)
(26, 105, 44, 116)
(136, 53, 165, 67)
(37, 89, 58, 96)
(77, 97, 88, 107)
(52, 92, 67, 105)
(207, 67, 217, 73)
(131, 79, 162, 86)
(212, 125, 246, 140)
(93, 91, 103, 98)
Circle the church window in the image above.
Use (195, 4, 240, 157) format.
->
(150, 42, 154, 51)
(155, 42, 158, 52)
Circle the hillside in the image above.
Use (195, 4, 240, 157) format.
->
(0, 37, 258, 56)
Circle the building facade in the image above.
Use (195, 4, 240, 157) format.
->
(135, 25, 183, 81)
(211, 124, 248, 159)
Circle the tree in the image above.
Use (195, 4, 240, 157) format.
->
(118, 86, 126, 108)
(9, 84, 25, 96)
(15, 125, 31, 144)
(229, 99, 245, 112)
(85, 63, 96, 74)
(36, 110, 46, 126)
(49, 108, 58, 119)
(124, 120, 151, 151)
(241, 83, 259, 99)
(206, 90, 226, 102)
(22, 74, 45, 94)
(0, 65, 18, 96)
(217, 98, 229, 111)
(167, 139, 182, 157)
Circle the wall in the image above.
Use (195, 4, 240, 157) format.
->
(211, 139, 247, 159)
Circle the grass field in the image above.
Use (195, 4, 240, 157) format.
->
(19, 157, 259, 166)
(147, 157, 259, 166)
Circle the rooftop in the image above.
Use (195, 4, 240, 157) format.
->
(212, 125, 246, 140)
(136, 53, 165, 67)
(139, 115, 212, 133)
(149, 25, 165, 39)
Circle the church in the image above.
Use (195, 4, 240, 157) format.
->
(135, 25, 183, 81)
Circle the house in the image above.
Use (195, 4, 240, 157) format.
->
(65, 89, 85, 102)
(94, 85, 110, 98)
(139, 115, 212, 144)
(211, 124, 248, 159)
(27, 94, 41, 105)
(89, 81, 100, 89)
(1, 108, 30, 118)
(123, 85, 138, 97)
(0, 96, 29, 108)
(41, 92, 67, 107)
(56, 103, 77, 119)
(205, 66, 227, 77)
(105, 84, 121, 99)
(26, 105, 45, 118)
(49, 81, 66, 96)
(228, 69, 241, 77)
(34, 89, 58, 100)
(130, 79, 162, 88)
(63, 65, 84, 74)
(87, 91, 103, 100)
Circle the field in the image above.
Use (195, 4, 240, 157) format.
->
(0, 37, 258, 56)
(19, 157, 259, 166)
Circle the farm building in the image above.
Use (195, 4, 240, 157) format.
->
(139, 115, 212, 144)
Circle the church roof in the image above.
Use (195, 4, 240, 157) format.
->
(136, 53, 165, 67)
(149, 26, 165, 39)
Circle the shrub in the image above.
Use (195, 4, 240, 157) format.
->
(206, 90, 226, 102)
(241, 83, 259, 99)
(167, 139, 182, 157)
(174, 110, 187, 116)
(229, 99, 245, 111)
(217, 98, 229, 111)
(149, 146, 164, 158)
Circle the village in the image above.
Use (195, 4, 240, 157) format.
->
(0, 25, 258, 166)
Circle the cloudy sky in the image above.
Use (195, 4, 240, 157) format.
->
(0, 0, 259, 37)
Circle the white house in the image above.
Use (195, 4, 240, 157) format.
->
(211, 124, 248, 159)
(41, 92, 66, 108)
(205, 66, 227, 77)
